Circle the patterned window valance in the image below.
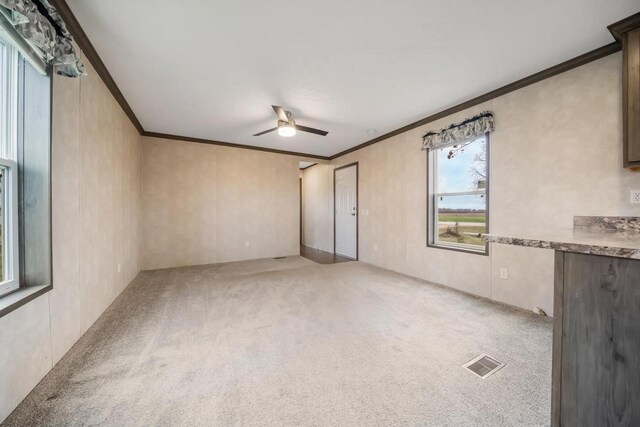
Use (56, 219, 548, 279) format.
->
(421, 111, 494, 151)
(0, 0, 85, 77)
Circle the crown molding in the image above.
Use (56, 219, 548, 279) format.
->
(608, 11, 640, 41)
(49, 0, 144, 134)
(141, 132, 331, 160)
(299, 162, 319, 170)
(49, 0, 331, 160)
(51, 1, 632, 161)
(328, 41, 621, 159)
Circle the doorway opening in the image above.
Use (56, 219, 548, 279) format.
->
(334, 162, 358, 260)
(299, 161, 352, 264)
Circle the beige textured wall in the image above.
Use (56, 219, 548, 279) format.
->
(0, 56, 143, 422)
(142, 138, 300, 270)
(331, 53, 640, 315)
(302, 164, 334, 252)
(1, 46, 638, 424)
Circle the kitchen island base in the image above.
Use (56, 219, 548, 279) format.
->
(552, 251, 640, 427)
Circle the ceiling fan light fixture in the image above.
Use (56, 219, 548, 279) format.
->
(253, 106, 327, 137)
(278, 122, 296, 137)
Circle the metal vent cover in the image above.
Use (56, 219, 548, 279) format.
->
(462, 354, 505, 379)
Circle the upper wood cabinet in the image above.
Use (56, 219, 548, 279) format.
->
(610, 13, 640, 170)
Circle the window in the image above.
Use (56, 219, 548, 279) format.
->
(0, 39, 19, 297)
(0, 25, 52, 311)
(427, 134, 488, 254)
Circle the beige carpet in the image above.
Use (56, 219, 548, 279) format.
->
(3, 257, 552, 426)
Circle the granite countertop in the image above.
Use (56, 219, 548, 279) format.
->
(482, 216, 640, 259)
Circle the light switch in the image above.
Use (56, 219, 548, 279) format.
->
(499, 268, 508, 279)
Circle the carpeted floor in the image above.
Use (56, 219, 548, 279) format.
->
(3, 257, 552, 426)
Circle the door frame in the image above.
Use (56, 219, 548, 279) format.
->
(333, 162, 359, 260)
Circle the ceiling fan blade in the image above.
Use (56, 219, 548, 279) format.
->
(253, 127, 278, 136)
(271, 105, 289, 122)
(296, 124, 329, 136)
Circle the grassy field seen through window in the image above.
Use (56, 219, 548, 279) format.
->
(437, 211, 486, 247)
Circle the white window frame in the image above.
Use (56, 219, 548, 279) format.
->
(0, 38, 20, 297)
(428, 134, 489, 254)
(0, 159, 19, 296)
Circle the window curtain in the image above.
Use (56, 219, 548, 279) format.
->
(421, 111, 494, 150)
(0, 0, 85, 77)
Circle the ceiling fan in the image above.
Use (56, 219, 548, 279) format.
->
(253, 105, 329, 137)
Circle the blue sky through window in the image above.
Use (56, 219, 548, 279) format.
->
(436, 136, 486, 211)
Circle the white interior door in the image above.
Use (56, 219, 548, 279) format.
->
(334, 164, 357, 259)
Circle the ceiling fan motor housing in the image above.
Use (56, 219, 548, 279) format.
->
(278, 119, 295, 127)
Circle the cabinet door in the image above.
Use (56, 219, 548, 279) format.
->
(559, 252, 640, 426)
(624, 27, 640, 167)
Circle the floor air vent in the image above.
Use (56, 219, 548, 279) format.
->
(273, 256, 286, 259)
(462, 354, 505, 379)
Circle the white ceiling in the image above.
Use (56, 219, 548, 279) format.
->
(67, 0, 638, 157)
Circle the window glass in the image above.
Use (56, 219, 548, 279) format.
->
(0, 39, 19, 297)
(435, 193, 486, 248)
(430, 135, 488, 252)
(436, 138, 487, 193)
(0, 22, 52, 305)
(0, 166, 4, 281)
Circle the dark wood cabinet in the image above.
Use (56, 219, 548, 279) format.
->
(552, 252, 640, 426)
(609, 13, 640, 170)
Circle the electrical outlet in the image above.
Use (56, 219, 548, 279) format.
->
(631, 190, 640, 204)
(245, 241, 250, 247)
(499, 268, 508, 279)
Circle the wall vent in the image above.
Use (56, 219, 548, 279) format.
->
(462, 354, 505, 379)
